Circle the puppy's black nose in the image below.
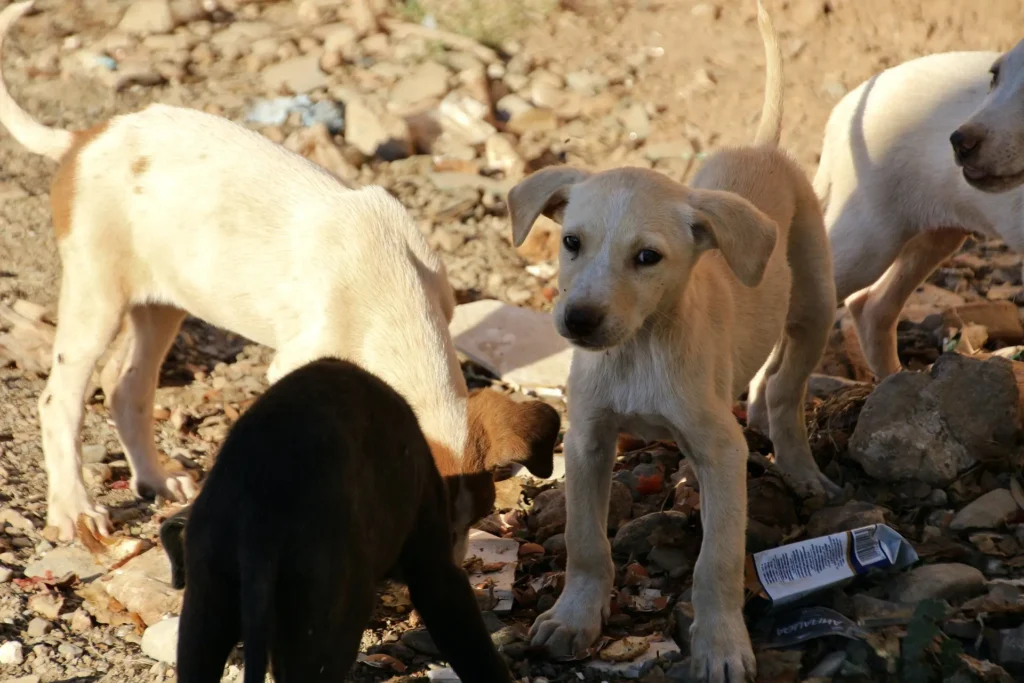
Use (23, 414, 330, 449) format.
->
(950, 128, 982, 161)
(564, 305, 605, 337)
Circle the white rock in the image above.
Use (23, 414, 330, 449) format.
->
(0, 565, 13, 583)
(449, 299, 572, 390)
(118, 0, 175, 35)
(25, 546, 106, 582)
(390, 61, 450, 108)
(102, 548, 181, 626)
(0, 640, 24, 665)
(142, 616, 179, 664)
(0, 508, 34, 531)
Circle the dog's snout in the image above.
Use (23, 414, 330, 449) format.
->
(950, 127, 982, 161)
(564, 305, 605, 337)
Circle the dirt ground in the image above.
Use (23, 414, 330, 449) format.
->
(2, 0, 1024, 682)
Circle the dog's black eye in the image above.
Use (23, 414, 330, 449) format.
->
(635, 249, 663, 266)
(563, 234, 581, 252)
(991, 65, 1000, 88)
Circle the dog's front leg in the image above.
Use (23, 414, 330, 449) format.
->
(680, 408, 756, 683)
(530, 414, 617, 658)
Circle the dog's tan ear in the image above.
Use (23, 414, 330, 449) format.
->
(687, 188, 778, 287)
(467, 389, 561, 478)
(507, 167, 590, 247)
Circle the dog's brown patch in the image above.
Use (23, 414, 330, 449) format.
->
(130, 157, 149, 176)
(466, 389, 561, 479)
(51, 122, 110, 241)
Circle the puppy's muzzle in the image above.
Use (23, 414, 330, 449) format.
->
(950, 127, 983, 166)
(563, 305, 606, 342)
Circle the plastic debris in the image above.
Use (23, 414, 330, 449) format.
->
(746, 523, 919, 605)
(245, 95, 345, 134)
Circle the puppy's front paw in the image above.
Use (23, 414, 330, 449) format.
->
(47, 490, 111, 542)
(529, 579, 609, 659)
(690, 614, 756, 683)
(132, 468, 198, 503)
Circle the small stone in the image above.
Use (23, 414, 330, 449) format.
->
(390, 61, 450, 108)
(263, 54, 329, 94)
(543, 533, 566, 555)
(141, 616, 179, 664)
(648, 547, 692, 578)
(401, 628, 441, 657)
(58, 642, 83, 659)
(888, 563, 986, 604)
(0, 640, 24, 665)
(0, 566, 12, 582)
(26, 617, 51, 638)
(484, 134, 525, 177)
(81, 444, 108, 464)
(951, 489, 1020, 531)
(70, 609, 92, 633)
(612, 512, 688, 557)
(341, 95, 412, 159)
(507, 108, 557, 134)
(805, 501, 887, 538)
(619, 103, 651, 141)
(0, 508, 34, 531)
(83, 462, 113, 487)
(991, 623, 1024, 673)
(643, 140, 695, 162)
(118, 0, 175, 35)
(496, 93, 533, 120)
(566, 70, 608, 95)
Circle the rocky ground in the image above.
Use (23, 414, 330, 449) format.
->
(2, 0, 1024, 681)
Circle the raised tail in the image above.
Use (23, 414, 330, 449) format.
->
(752, 0, 784, 148)
(0, 1, 74, 160)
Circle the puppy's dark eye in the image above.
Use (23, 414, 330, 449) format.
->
(563, 234, 581, 252)
(991, 65, 1000, 88)
(635, 249, 663, 266)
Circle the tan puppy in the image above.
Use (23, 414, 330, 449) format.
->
(0, 0, 559, 549)
(506, 3, 836, 681)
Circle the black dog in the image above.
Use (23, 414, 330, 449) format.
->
(163, 357, 514, 683)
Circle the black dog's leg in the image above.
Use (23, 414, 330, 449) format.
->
(176, 566, 240, 683)
(271, 560, 375, 682)
(160, 506, 190, 590)
(399, 500, 513, 683)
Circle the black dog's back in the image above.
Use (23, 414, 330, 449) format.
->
(173, 358, 511, 683)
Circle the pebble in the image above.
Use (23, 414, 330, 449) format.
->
(58, 643, 83, 659)
(888, 563, 987, 604)
(950, 489, 1020, 531)
(26, 617, 51, 638)
(390, 61, 450, 108)
(263, 54, 329, 94)
(83, 462, 113, 487)
(612, 511, 688, 557)
(507, 108, 558, 134)
(495, 93, 534, 120)
(0, 640, 24, 665)
(25, 546, 106, 583)
(83, 444, 110, 464)
(141, 616, 179, 664)
(991, 623, 1024, 672)
(0, 565, 12, 583)
(118, 0, 175, 36)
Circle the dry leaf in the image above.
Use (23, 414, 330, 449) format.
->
(599, 636, 650, 662)
(76, 515, 150, 570)
(358, 653, 407, 673)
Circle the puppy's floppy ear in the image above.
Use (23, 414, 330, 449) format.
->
(686, 188, 778, 287)
(507, 166, 590, 247)
(467, 389, 561, 478)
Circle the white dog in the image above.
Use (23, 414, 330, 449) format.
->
(0, 0, 559, 550)
(506, 4, 836, 681)
(816, 41, 1024, 379)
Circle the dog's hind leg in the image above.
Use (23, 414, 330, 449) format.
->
(176, 567, 240, 683)
(39, 261, 128, 541)
(400, 484, 513, 683)
(845, 228, 967, 379)
(110, 304, 194, 503)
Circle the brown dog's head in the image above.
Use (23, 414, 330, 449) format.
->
(951, 40, 1024, 193)
(507, 166, 777, 350)
(430, 388, 561, 561)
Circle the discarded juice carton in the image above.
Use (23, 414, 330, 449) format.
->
(746, 524, 919, 606)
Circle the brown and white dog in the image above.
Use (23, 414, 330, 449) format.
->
(506, 3, 836, 681)
(0, 1, 560, 549)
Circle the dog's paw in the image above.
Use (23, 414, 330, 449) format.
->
(689, 613, 756, 683)
(529, 580, 609, 659)
(132, 469, 198, 503)
(782, 467, 842, 500)
(47, 491, 111, 542)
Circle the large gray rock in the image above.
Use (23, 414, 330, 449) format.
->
(141, 616, 179, 664)
(848, 354, 1019, 486)
(612, 511, 689, 557)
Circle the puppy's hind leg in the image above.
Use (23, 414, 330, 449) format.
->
(400, 482, 513, 683)
(846, 228, 967, 379)
(110, 305, 195, 502)
(176, 567, 240, 683)
(40, 263, 128, 541)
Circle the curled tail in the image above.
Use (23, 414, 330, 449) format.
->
(0, 1, 74, 160)
(753, 0, 784, 148)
